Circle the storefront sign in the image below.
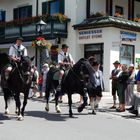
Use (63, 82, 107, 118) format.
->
(120, 31, 136, 41)
(79, 29, 102, 40)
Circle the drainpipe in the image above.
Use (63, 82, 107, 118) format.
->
(35, 0, 39, 66)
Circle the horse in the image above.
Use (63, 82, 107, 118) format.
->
(0, 52, 34, 120)
(45, 58, 95, 117)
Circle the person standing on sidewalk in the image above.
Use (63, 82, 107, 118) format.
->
(109, 61, 121, 109)
(116, 64, 129, 112)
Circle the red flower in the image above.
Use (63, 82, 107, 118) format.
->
(36, 37, 45, 41)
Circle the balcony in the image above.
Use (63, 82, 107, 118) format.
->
(0, 14, 70, 44)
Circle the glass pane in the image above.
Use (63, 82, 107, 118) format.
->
(50, 1, 60, 15)
(120, 45, 134, 65)
(20, 7, 28, 18)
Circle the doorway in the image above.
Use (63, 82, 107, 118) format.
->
(84, 43, 104, 71)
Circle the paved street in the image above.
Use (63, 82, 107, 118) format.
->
(0, 91, 140, 140)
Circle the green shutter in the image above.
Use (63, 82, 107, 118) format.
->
(42, 2, 49, 15)
(27, 5, 32, 17)
(13, 8, 19, 19)
(1, 11, 6, 21)
(60, 0, 65, 14)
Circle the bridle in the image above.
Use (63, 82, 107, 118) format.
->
(69, 62, 90, 84)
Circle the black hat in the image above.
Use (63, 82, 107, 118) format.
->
(62, 44, 69, 49)
(92, 61, 100, 66)
(113, 60, 120, 64)
(16, 37, 24, 41)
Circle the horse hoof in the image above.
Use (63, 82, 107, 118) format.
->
(45, 106, 49, 112)
(17, 115, 24, 121)
(56, 106, 61, 113)
(69, 114, 73, 118)
(5, 109, 10, 114)
(78, 107, 83, 113)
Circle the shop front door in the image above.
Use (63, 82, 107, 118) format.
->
(84, 43, 103, 71)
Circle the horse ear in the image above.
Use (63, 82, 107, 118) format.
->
(30, 56, 35, 61)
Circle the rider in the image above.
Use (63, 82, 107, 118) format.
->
(58, 44, 75, 78)
(5, 37, 28, 79)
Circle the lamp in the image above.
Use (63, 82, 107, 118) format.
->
(35, 19, 47, 66)
(36, 19, 47, 35)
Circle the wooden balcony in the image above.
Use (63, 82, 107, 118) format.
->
(0, 15, 70, 44)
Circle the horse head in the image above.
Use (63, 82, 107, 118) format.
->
(72, 58, 94, 87)
(19, 56, 34, 83)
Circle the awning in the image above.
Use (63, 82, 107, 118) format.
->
(73, 16, 140, 32)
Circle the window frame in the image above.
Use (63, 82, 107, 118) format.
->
(119, 44, 135, 65)
(42, 0, 65, 15)
(13, 5, 32, 20)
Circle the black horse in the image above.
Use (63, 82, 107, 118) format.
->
(0, 52, 33, 120)
(45, 58, 95, 117)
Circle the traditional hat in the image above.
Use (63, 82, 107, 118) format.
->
(61, 44, 69, 49)
(113, 60, 120, 64)
(16, 37, 24, 41)
(92, 61, 100, 66)
(43, 63, 49, 67)
(129, 64, 134, 68)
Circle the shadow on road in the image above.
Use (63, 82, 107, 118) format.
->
(0, 112, 11, 122)
(25, 111, 69, 121)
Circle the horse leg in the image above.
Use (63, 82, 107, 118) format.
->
(68, 93, 73, 117)
(45, 89, 50, 112)
(15, 93, 23, 121)
(21, 92, 28, 117)
(3, 88, 10, 114)
(78, 93, 88, 113)
(13, 95, 18, 114)
(55, 91, 61, 113)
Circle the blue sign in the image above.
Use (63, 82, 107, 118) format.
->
(120, 31, 136, 41)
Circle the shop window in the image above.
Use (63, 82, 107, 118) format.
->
(42, 0, 65, 15)
(0, 10, 5, 21)
(120, 45, 134, 65)
(13, 5, 32, 20)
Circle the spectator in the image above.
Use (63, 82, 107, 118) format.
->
(109, 61, 121, 109)
(125, 64, 135, 105)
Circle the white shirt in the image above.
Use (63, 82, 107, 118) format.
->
(9, 44, 27, 58)
(58, 51, 75, 65)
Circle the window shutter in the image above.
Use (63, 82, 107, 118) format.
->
(13, 8, 19, 19)
(27, 5, 32, 17)
(1, 11, 6, 21)
(42, 2, 49, 15)
(60, 0, 65, 14)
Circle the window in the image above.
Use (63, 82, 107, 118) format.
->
(120, 45, 134, 65)
(13, 5, 32, 20)
(115, 6, 124, 15)
(0, 10, 5, 21)
(42, 0, 65, 15)
(50, 0, 60, 15)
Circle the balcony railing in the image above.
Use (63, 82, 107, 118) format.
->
(0, 14, 70, 43)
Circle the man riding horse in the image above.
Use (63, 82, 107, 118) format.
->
(5, 37, 27, 80)
(58, 44, 75, 79)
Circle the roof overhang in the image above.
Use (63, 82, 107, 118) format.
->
(73, 16, 140, 32)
